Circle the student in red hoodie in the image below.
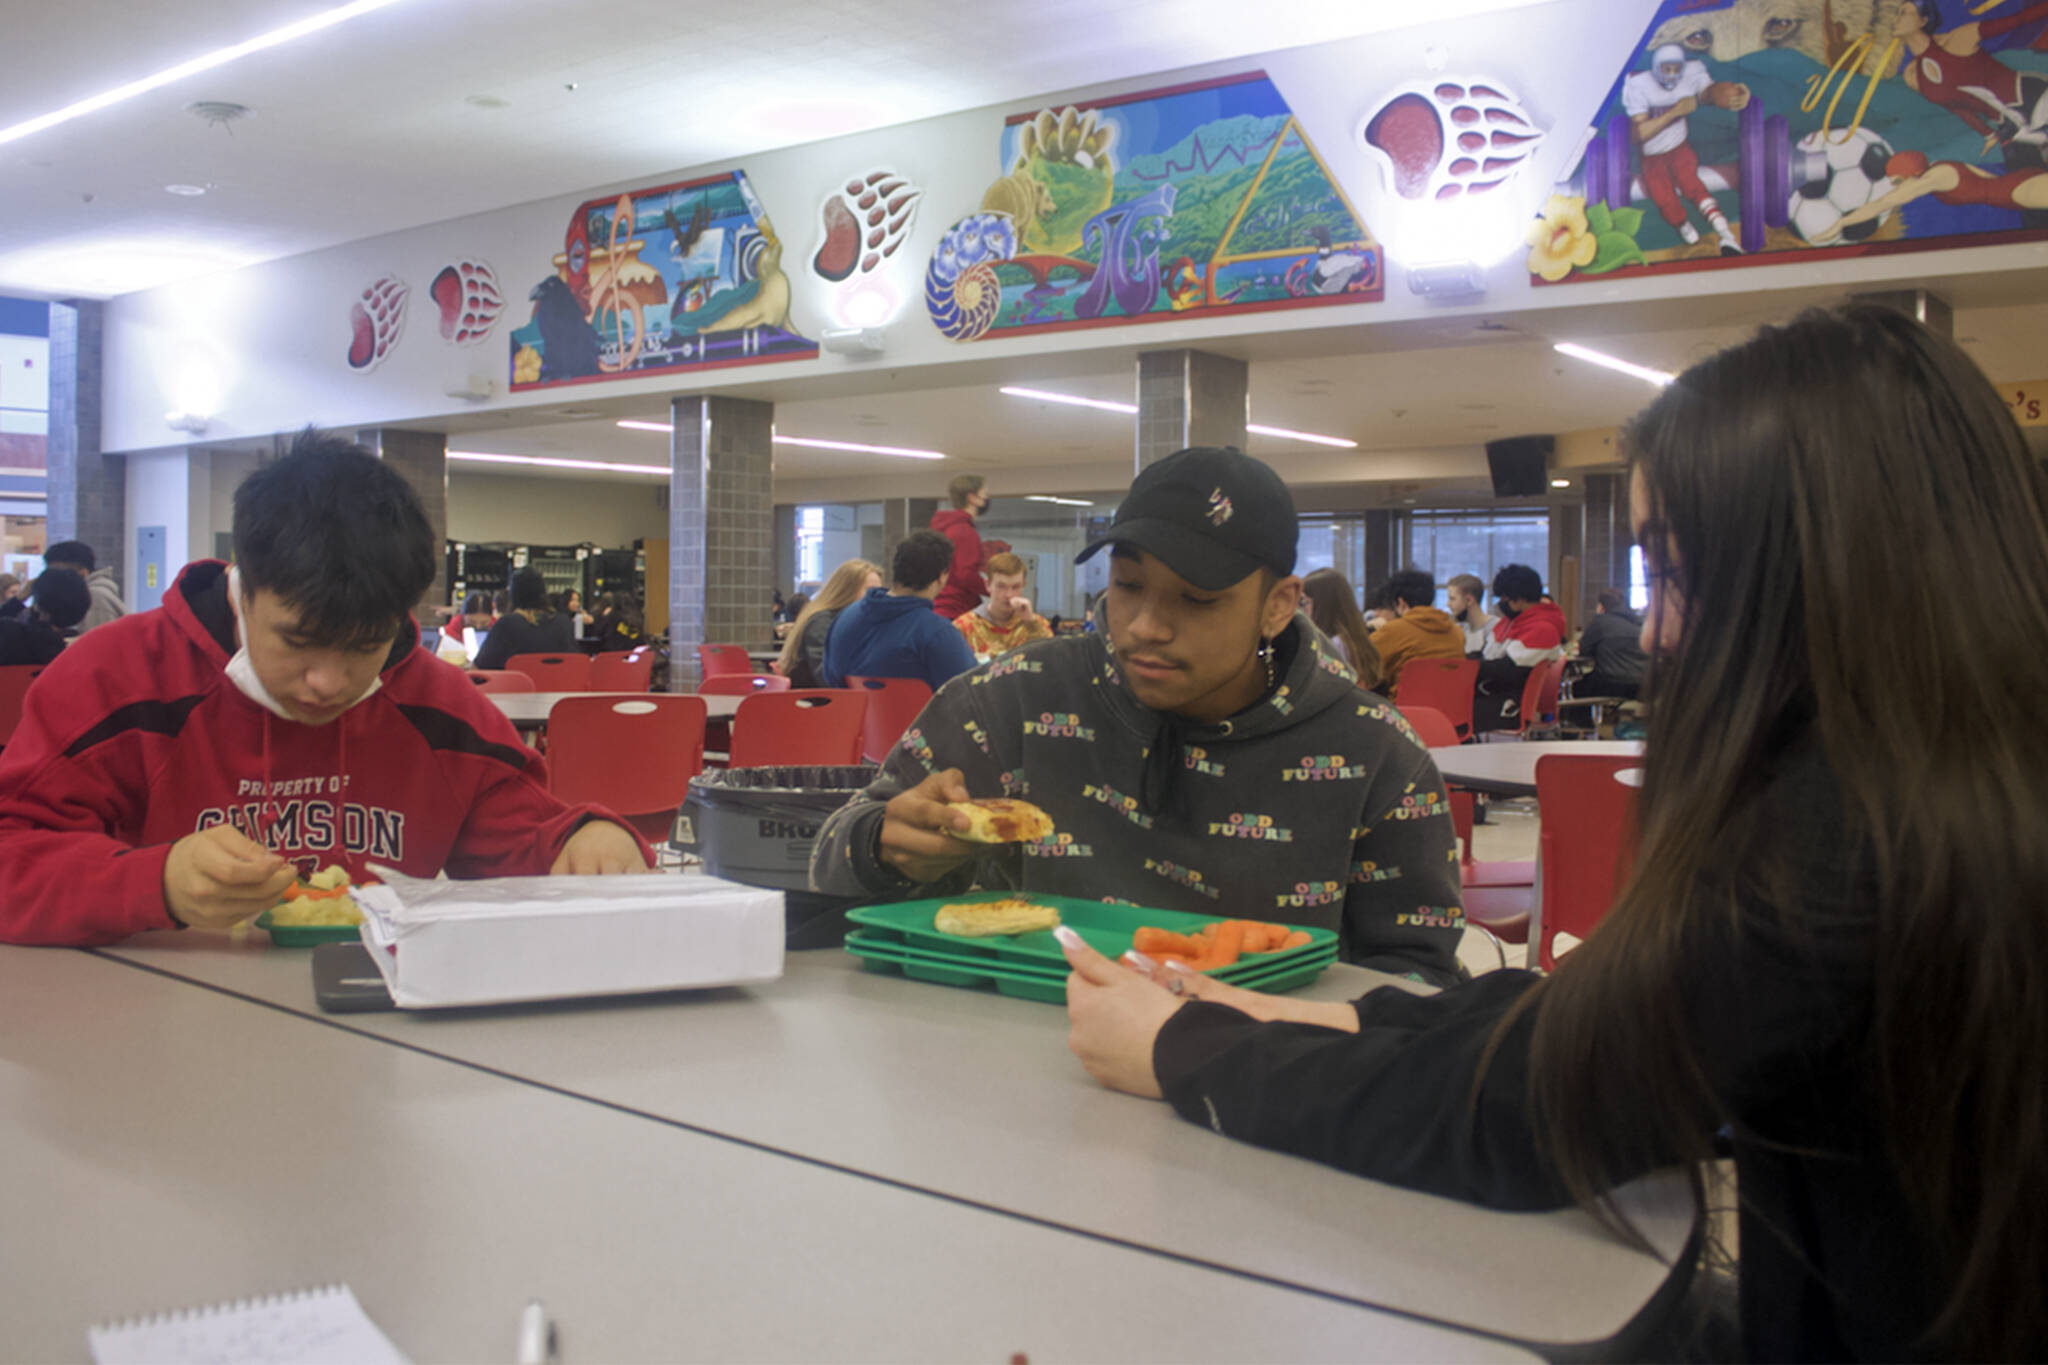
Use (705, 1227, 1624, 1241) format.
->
(929, 473, 990, 620)
(1472, 562, 1565, 733)
(0, 430, 649, 947)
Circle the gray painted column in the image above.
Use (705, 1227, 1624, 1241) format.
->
(1135, 349, 1248, 471)
(1363, 509, 1395, 588)
(880, 496, 940, 566)
(669, 395, 774, 691)
(46, 299, 123, 589)
(773, 503, 797, 593)
(358, 427, 449, 617)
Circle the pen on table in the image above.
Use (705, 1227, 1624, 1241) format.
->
(516, 1298, 555, 1364)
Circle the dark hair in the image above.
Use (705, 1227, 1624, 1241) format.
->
(29, 568, 90, 629)
(491, 589, 510, 615)
(1518, 305, 2048, 1357)
(1300, 568, 1381, 691)
(1595, 587, 1627, 614)
(510, 567, 548, 612)
(232, 429, 435, 649)
(462, 591, 491, 618)
(947, 474, 986, 510)
(554, 589, 581, 614)
(1491, 563, 1542, 604)
(1384, 568, 1437, 612)
(1907, 0, 1940, 30)
(783, 593, 809, 621)
(893, 529, 956, 591)
(43, 540, 94, 572)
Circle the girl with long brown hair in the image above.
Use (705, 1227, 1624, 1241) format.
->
(1299, 567, 1383, 692)
(774, 558, 882, 687)
(1059, 305, 2048, 1360)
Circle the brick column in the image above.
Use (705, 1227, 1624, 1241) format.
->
(358, 427, 449, 617)
(47, 299, 124, 593)
(669, 395, 774, 691)
(1135, 348, 1248, 470)
(1579, 472, 1629, 624)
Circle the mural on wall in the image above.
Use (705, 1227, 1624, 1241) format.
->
(813, 168, 923, 329)
(1534, 0, 2048, 283)
(510, 169, 814, 390)
(346, 275, 409, 372)
(431, 259, 503, 345)
(923, 71, 1381, 342)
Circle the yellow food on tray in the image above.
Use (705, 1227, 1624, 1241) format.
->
(267, 865, 367, 927)
(934, 897, 1062, 937)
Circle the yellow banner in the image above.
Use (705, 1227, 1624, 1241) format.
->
(1999, 382, 2047, 428)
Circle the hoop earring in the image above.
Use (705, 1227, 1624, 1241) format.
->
(1258, 635, 1276, 690)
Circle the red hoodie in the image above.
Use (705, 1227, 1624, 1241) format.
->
(1490, 599, 1569, 666)
(0, 561, 648, 946)
(929, 508, 986, 621)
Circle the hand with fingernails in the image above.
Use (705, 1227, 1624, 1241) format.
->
(879, 767, 981, 882)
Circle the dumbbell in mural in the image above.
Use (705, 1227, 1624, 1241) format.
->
(1583, 101, 1899, 252)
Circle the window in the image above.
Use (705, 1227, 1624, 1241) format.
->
(795, 506, 825, 586)
(1628, 544, 1649, 612)
(1403, 510, 1551, 605)
(1296, 516, 1367, 597)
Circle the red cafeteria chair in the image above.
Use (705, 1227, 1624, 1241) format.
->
(545, 695, 707, 847)
(505, 652, 594, 691)
(589, 647, 655, 693)
(1392, 657, 1479, 742)
(465, 669, 537, 694)
(1400, 704, 1533, 943)
(1504, 656, 1568, 740)
(844, 675, 933, 764)
(728, 690, 868, 768)
(697, 673, 791, 697)
(0, 664, 49, 748)
(696, 643, 754, 679)
(1533, 752, 1643, 971)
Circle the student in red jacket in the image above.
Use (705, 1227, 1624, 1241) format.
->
(1472, 563, 1566, 732)
(0, 430, 650, 947)
(929, 473, 990, 620)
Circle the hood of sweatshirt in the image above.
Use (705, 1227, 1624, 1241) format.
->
(850, 587, 946, 625)
(166, 560, 422, 702)
(929, 508, 977, 537)
(1498, 598, 1567, 645)
(1394, 606, 1462, 642)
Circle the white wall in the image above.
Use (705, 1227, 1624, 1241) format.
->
(123, 450, 204, 606)
(446, 470, 666, 548)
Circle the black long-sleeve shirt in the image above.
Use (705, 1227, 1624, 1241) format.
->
(472, 609, 574, 671)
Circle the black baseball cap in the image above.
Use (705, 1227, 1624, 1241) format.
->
(1074, 447, 1298, 591)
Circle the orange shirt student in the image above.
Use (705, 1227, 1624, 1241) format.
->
(952, 553, 1053, 657)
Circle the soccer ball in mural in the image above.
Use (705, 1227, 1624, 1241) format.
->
(1788, 127, 1896, 244)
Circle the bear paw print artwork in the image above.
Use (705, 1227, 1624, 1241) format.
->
(346, 275, 409, 372)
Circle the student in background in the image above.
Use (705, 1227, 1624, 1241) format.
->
(1363, 567, 1465, 692)
(953, 552, 1053, 658)
(42, 540, 125, 635)
(774, 558, 881, 688)
(473, 568, 574, 670)
(0, 570, 90, 666)
(930, 474, 991, 620)
(1578, 587, 1648, 699)
(1473, 563, 1565, 732)
(593, 594, 646, 653)
(1445, 573, 1498, 655)
(0, 573, 22, 620)
(820, 532, 976, 690)
(1299, 568, 1381, 693)
(1059, 305, 2048, 1360)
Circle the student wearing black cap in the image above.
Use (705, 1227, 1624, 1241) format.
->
(811, 447, 1464, 984)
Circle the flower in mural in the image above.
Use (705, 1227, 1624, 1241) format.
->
(512, 344, 542, 385)
(1526, 195, 1599, 282)
(924, 211, 1018, 341)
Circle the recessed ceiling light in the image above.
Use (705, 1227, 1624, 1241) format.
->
(1553, 342, 1674, 387)
(1246, 422, 1356, 449)
(1000, 386, 1138, 415)
(449, 450, 666, 476)
(0, 0, 402, 148)
(163, 183, 208, 196)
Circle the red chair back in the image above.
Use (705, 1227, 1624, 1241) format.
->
(1396, 704, 1459, 749)
(589, 648, 654, 692)
(1514, 657, 1568, 737)
(505, 653, 593, 691)
(0, 664, 49, 747)
(546, 695, 707, 845)
(729, 690, 868, 768)
(698, 673, 791, 697)
(696, 644, 754, 678)
(465, 669, 538, 693)
(1534, 753, 1643, 970)
(845, 675, 934, 764)
(1392, 657, 1479, 741)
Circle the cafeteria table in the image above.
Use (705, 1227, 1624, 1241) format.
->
(1, 948, 1522, 1364)
(87, 931, 1701, 1358)
(488, 690, 743, 727)
(1429, 740, 1645, 798)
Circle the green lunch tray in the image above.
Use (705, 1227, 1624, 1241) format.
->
(844, 926, 1335, 983)
(845, 893, 1339, 982)
(845, 929, 1337, 1005)
(253, 908, 365, 947)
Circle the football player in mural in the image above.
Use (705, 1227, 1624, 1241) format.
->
(1894, 0, 2048, 179)
(1811, 149, 2048, 241)
(1623, 43, 1754, 255)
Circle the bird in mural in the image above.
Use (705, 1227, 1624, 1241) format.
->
(664, 198, 711, 263)
(690, 226, 792, 335)
(528, 275, 603, 381)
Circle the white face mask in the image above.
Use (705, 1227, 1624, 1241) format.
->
(224, 565, 382, 722)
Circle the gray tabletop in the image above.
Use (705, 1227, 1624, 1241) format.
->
(489, 691, 743, 725)
(1, 948, 1524, 1364)
(1430, 741, 1645, 797)
(93, 935, 1697, 1354)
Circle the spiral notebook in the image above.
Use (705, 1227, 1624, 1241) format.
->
(88, 1284, 407, 1365)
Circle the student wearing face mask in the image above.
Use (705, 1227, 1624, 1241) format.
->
(0, 430, 650, 947)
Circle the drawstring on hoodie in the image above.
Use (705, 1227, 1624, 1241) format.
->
(251, 706, 348, 858)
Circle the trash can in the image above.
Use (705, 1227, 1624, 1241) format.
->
(678, 765, 875, 891)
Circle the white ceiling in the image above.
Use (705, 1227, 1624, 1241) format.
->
(1, 0, 1556, 297)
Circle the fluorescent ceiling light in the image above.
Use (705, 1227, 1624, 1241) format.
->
(1246, 423, 1356, 449)
(1553, 342, 1674, 388)
(1025, 495, 1094, 506)
(449, 451, 665, 476)
(0, 0, 410, 147)
(1000, 386, 1139, 415)
(616, 418, 944, 459)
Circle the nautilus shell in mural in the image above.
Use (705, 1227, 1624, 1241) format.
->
(347, 274, 409, 371)
(1360, 78, 1543, 203)
(430, 258, 504, 345)
(924, 211, 1017, 342)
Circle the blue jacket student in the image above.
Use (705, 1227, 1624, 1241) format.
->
(820, 531, 979, 692)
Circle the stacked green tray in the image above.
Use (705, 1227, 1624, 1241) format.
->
(844, 894, 1340, 1005)
(252, 908, 365, 947)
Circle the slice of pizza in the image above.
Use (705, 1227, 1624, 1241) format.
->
(934, 898, 1063, 937)
(946, 798, 1056, 844)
